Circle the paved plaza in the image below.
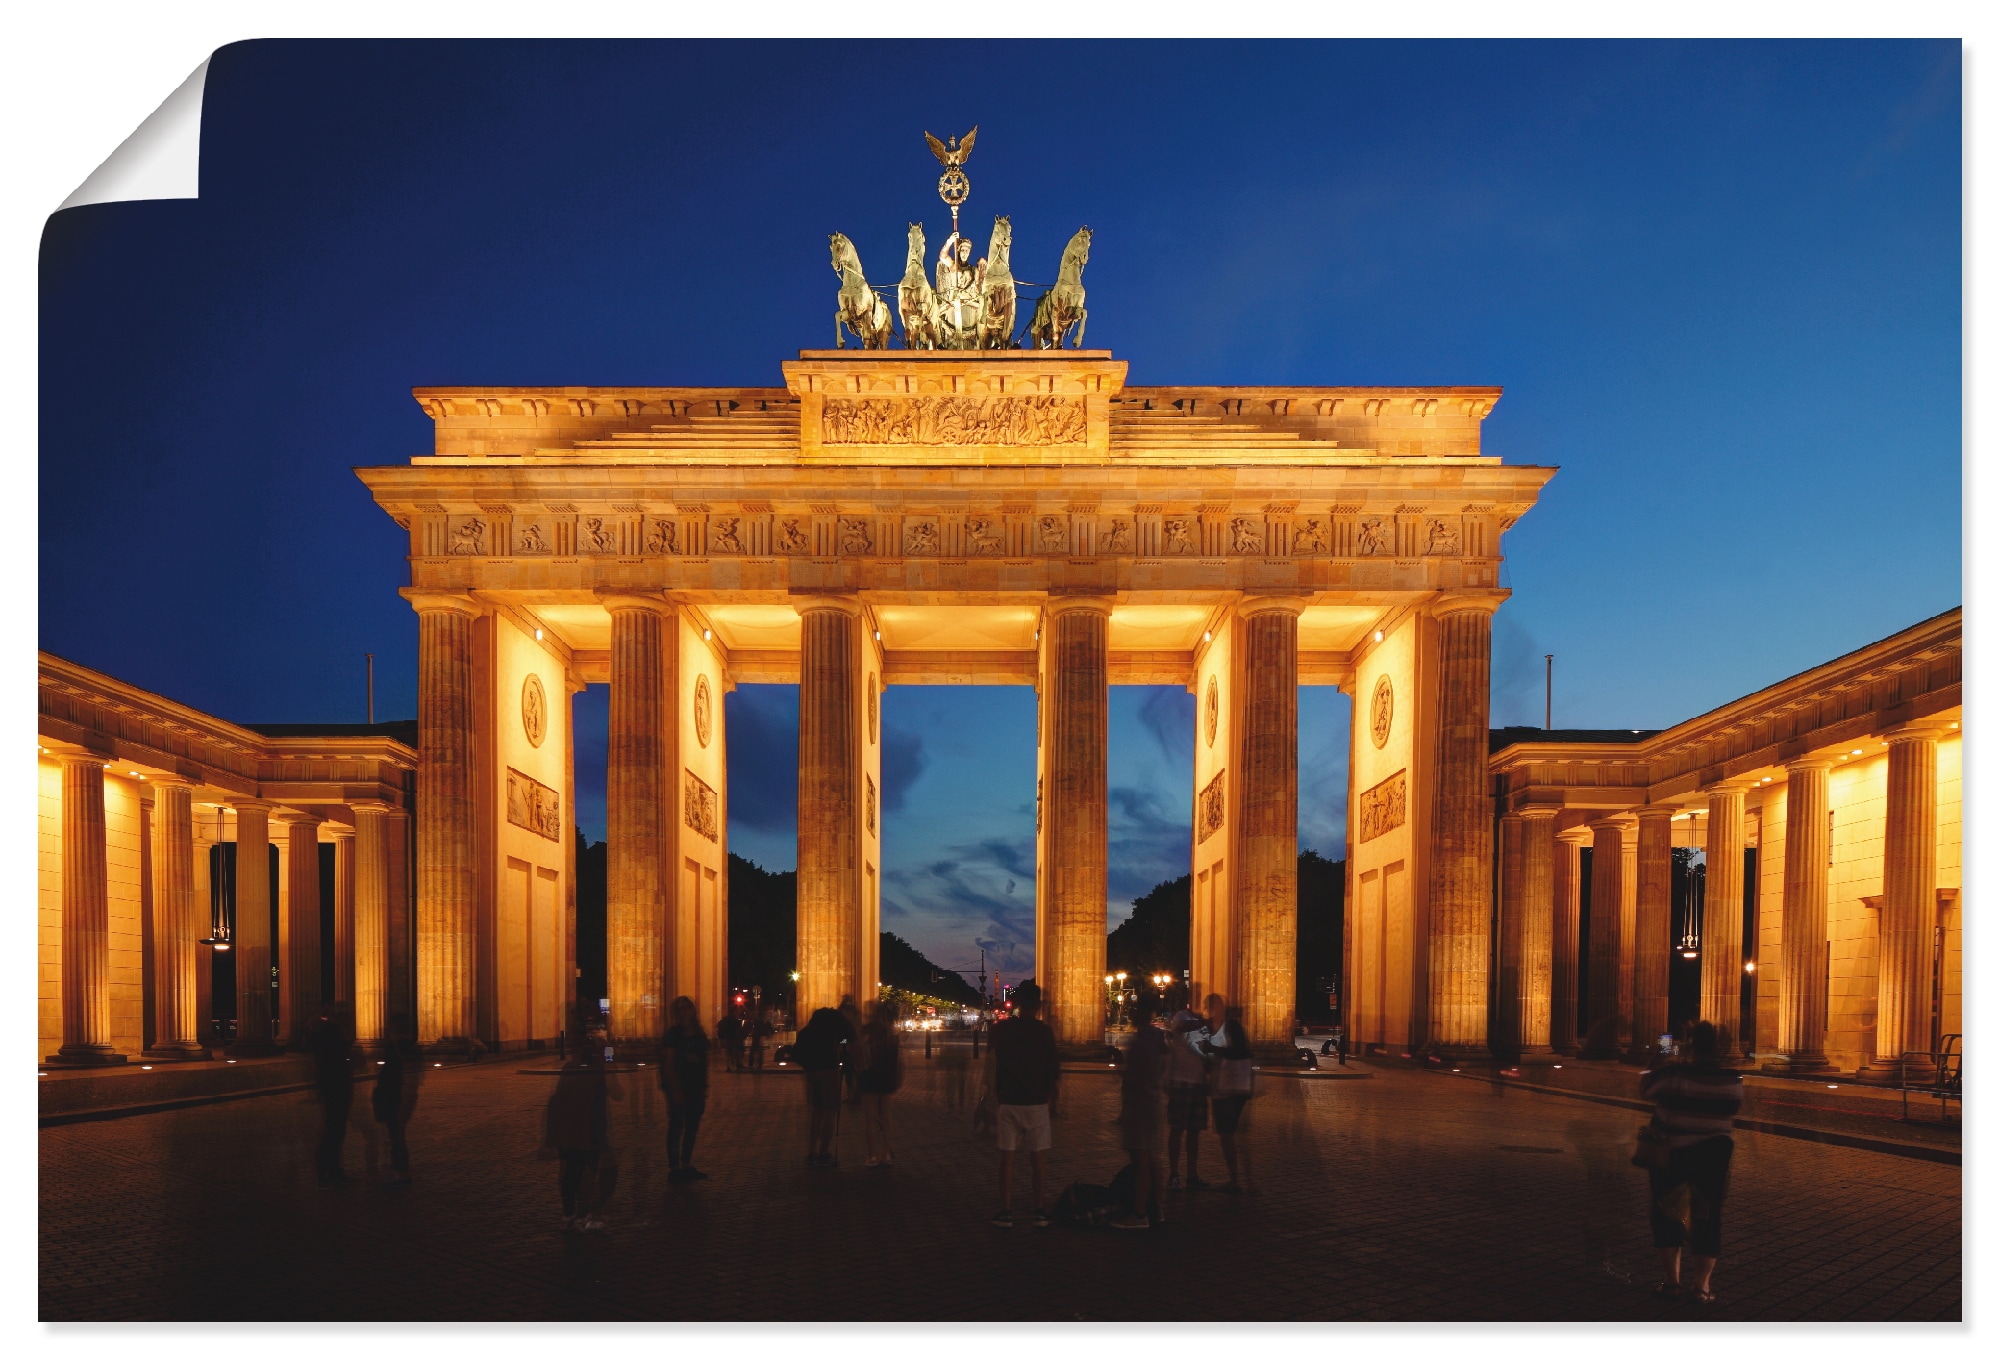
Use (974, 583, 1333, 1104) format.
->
(40, 1049, 1960, 1322)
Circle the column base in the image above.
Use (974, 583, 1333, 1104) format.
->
(423, 1035, 489, 1060)
(1517, 1044, 1554, 1057)
(1762, 1054, 1835, 1074)
(140, 1043, 211, 1062)
(1857, 1056, 1935, 1087)
(44, 1046, 127, 1068)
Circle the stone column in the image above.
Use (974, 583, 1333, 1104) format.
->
(1041, 597, 1111, 1050)
(1583, 817, 1627, 1056)
(1234, 599, 1302, 1051)
(327, 823, 356, 1005)
(144, 777, 205, 1059)
(604, 593, 674, 1046)
(1425, 595, 1499, 1054)
(1551, 830, 1585, 1054)
(228, 799, 280, 1055)
(1517, 810, 1557, 1054)
(1870, 726, 1946, 1082)
(1700, 785, 1748, 1055)
(1773, 758, 1834, 1072)
(275, 811, 323, 1047)
(796, 597, 862, 1022)
(50, 754, 124, 1065)
(384, 808, 414, 1031)
(1495, 813, 1527, 1056)
(352, 803, 392, 1050)
(1630, 807, 1676, 1057)
(410, 591, 481, 1049)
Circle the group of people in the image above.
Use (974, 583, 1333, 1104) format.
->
(974, 982, 1255, 1231)
(714, 1004, 776, 1073)
(302, 1003, 421, 1190)
(792, 993, 904, 1168)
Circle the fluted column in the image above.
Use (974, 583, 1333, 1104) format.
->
(1871, 726, 1945, 1082)
(327, 824, 356, 1006)
(228, 799, 280, 1055)
(1631, 807, 1676, 1057)
(1495, 813, 1527, 1056)
(352, 804, 392, 1050)
(604, 593, 674, 1045)
(1700, 785, 1747, 1055)
(1583, 817, 1627, 1056)
(51, 754, 124, 1065)
(144, 777, 205, 1058)
(1517, 810, 1557, 1053)
(410, 591, 481, 1047)
(1235, 599, 1301, 1052)
(1773, 758, 1834, 1071)
(276, 811, 323, 1047)
(1551, 830, 1585, 1053)
(797, 597, 862, 1021)
(1426, 595, 1499, 1053)
(1039, 598, 1111, 1049)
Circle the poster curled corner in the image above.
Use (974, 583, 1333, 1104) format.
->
(57, 58, 210, 212)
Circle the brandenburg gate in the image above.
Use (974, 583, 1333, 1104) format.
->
(357, 350, 1552, 1056)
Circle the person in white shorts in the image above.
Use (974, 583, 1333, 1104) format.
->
(973, 982, 1062, 1227)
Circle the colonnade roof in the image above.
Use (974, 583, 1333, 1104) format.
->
(1490, 607, 1961, 816)
(37, 651, 415, 816)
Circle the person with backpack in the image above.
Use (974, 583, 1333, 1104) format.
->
(857, 998, 903, 1168)
(1198, 994, 1255, 1194)
(1637, 1020, 1744, 1303)
(658, 995, 710, 1184)
(794, 1005, 855, 1167)
(974, 981, 1061, 1227)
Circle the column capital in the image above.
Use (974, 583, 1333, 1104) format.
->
(1699, 775, 1758, 796)
(228, 796, 276, 812)
(400, 588, 483, 618)
(344, 797, 396, 813)
(147, 773, 198, 791)
(596, 589, 674, 616)
(321, 821, 357, 841)
(1883, 718, 1955, 745)
(269, 806, 324, 827)
(1585, 812, 1636, 834)
(1634, 805, 1678, 824)
(1430, 589, 1507, 619)
(1785, 754, 1836, 775)
(1518, 806, 1561, 821)
(789, 591, 863, 619)
(1044, 592, 1115, 618)
(1235, 593, 1309, 619)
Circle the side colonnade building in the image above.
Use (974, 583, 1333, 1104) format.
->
(356, 350, 1554, 1056)
(37, 653, 418, 1066)
(1487, 607, 1962, 1080)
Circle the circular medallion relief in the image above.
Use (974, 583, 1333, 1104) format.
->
(521, 673, 547, 749)
(1204, 675, 1220, 748)
(1370, 675, 1394, 750)
(693, 674, 713, 749)
(868, 674, 879, 746)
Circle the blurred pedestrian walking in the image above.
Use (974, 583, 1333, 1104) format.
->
(975, 981, 1060, 1227)
(1199, 994, 1256, 1194)
(858, 998, 903, 1168)
(1111, 991, 1169, 1229)
(939, 1031, 971, 1110)
(1164, 987, 1210, 1191)
(306, 1002, 356, 1186)
(1636, 1020, 1743, 1303)
(718, 1005, 744, 1074)
(838, 993, 864, 1104)
(544, 1018, 623, 1231)
(659, 995, 711, 1184)
(748, 1004, 770, 1072)
(371, 1012, 421, 1187)
(794, 1005, 855, 1166)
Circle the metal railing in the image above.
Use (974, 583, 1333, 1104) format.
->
(1899, 1034, 1961, 1123)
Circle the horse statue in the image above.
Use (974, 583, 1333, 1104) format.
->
(977, 215, 1016, 350)
(830, 232, 893, 350)
(1025, 226, 1091, 350)
(898, 223, 939, 350)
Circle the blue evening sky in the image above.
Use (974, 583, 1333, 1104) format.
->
(39, 40, 1960, 978)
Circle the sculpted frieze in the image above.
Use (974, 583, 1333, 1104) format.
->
(1102, 518, 1132, 554)
(1197, 769, 1227, 844)
(506, 767, 562, 842)
(1424, 518, 1462, 555)
(684, 769, 719, 842)
(1037, 515, 1069, 554)
(581, 516, 617, 554)
(449, 518, 487, 555)
(838, 517, 874, 555)
(776, 517, 811, 554)
(711, 517, 744, 554)
(821, 394, 1086, 446)
(1229, 517, 1265, 555)
(903, 519, 939, 555)
(1162, 517, 1196, 555)
(1358, 769, 1407, 844)
(1292, 518, 1327, 554)
(516, 523, 550, 555)
(646, 518, 679, 554)
(965, 516, 1005, 555)
(1356, 516, 1391, 555)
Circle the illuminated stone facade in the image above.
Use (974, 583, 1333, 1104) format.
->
(360, 350, 1552, 1054)
(1489, 609, 1962, 1076)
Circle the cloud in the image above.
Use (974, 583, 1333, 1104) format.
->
(882, 835, 1038, 977)
(880, 720, 926, 812)
(1137, 686, 1194, 764)
(1107, 783, 1192, 907)
(724, 685, 797, 834)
